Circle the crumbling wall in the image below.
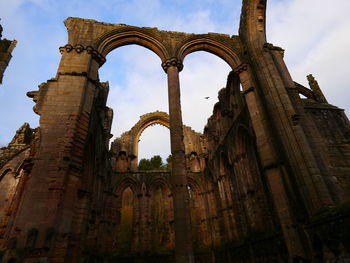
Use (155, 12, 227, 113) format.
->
(111, 111, 207, 172)
(0, 123, 33, 251)
(0, 24, 16, 84)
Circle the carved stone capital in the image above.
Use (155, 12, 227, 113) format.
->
(233, 63, 248, 74)
(59, 44, 106, 66)
(59, 44, 74, 53)
(161, 57, 183, 72)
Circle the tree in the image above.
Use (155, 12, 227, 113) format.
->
(137, 155, 174, 170)
(166, 155, 172, 170)
(138, 158, 152, 170)
(150, 155, 163, 169)
(138, 155, 165, 170)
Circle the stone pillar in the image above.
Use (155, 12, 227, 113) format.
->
(235, 64, 307, 259)
(162, 58, 194, 263)
(266, 45, 333, 210)
(2, 44, 104, 262)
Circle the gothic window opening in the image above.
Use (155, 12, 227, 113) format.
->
(151, 186, 169, 251)
(119, 187, 134, 253)
(138, 124, 170, 165)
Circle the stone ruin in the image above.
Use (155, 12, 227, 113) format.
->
(1, 1, 350, 262)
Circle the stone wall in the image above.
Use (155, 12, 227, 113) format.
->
(111, 111, 207, 173)
(0, 123, 33, 251)
(1, 2, 350, 261)
(0, 24, 16, 84)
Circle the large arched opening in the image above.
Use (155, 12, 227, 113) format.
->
(94, 29, 248, 175)
(179, 51, 231, 132)
(92, 28, 250, 260)
(137, 123, 171, 164)
(55, 19, 261, 262)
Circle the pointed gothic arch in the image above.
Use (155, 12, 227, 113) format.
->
(130, 111, 170, 160)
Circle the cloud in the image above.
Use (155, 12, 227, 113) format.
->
(181, 52, 231, 132)
(1, 0, 349, 159)
(267, 0, 350, 114)
(101, 46, 230, 161)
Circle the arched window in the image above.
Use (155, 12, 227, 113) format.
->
(119, 187, 134, 253)
(149, 182, 174, 251)
(0, 168, 16, 213)
(0, 168, 12, 181)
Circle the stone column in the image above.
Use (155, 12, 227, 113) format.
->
(2, 44, 104, 262)
(268, 47, 334, 205)
(235, 64, 307, 259)
(162, 58, 194, 263)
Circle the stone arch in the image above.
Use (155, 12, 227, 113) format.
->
(0, 166, 24, 251)
(0, 168, 17, 213)
(0, 168, 12, 180)
(1, 159, 28, 180)
(149, 177, 171, 193)
(130, 111, 170, 158)
(113, 177, 143, 251)
(112, 110, 206, 171)
(189, 152, 201, 173)
(118, 186, 135, 253)
(217, 151, 239, 241)
(226, 71, 245, 113)
(186, 176, 210, 248)
(95, 27, 169, 62)
(176, 36, 243, 69)
(17, 17, 281, 261)
(233, 124, 267, 231)
(233, 124, 256, 191)
(115, 177, 140, 197)
(111, 111, 170, 171)
(148, 177, 174, 251)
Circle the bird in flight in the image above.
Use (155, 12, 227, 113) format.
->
(204, 96, 210, 99)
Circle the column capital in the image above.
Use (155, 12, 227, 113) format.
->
(59, 44, 106, 66)
(161, 57, 183, 73)
(233, 63, 248, 74)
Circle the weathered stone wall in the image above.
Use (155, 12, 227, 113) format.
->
(201, 71, 286, 261)
(0, 123, 33, 253)
(0, 150, 30, 251)
(0, 24, 16, 84)
(61, 81, 113, 262)
(111, 111, 207, 173)
(1, 1, 350, 261)
(302, 99, 350, 203)
(106, 170, 226, 262)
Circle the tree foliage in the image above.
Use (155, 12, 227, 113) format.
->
(138, 159, 153, 170)
(150, 155, 163, 168)
(138, 155, 167, 170)
(166, 154, 172, 170)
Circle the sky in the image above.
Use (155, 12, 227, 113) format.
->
(1, 0, 350, 162)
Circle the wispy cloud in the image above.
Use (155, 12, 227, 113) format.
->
(267, 0, 350, 113)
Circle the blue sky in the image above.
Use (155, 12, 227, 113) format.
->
(1, 0, 350, 161)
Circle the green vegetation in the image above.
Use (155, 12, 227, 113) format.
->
(138, 155, 172, 170)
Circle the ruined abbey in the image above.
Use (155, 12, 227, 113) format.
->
(1, 0, 350, 262)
